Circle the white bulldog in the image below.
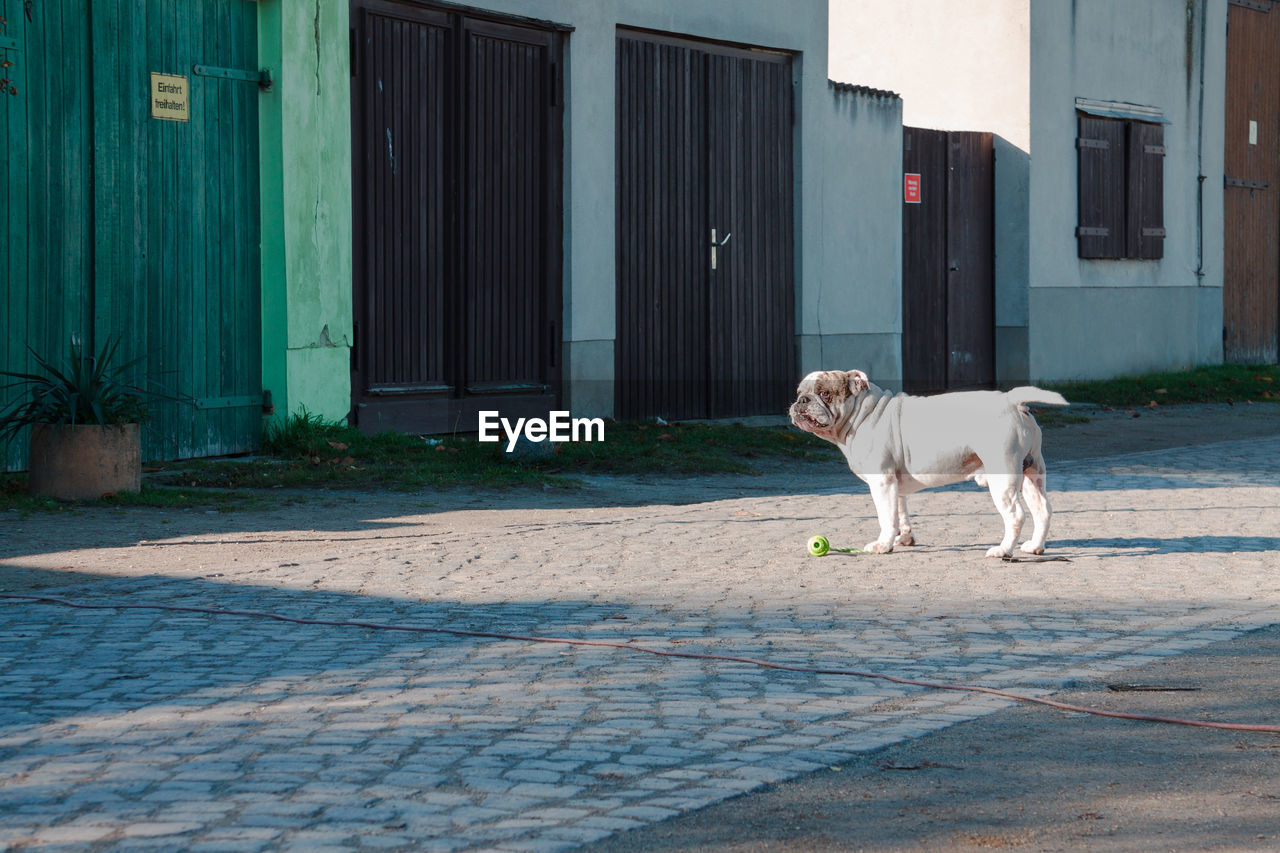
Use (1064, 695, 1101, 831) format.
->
(789, 369, 1069, 557)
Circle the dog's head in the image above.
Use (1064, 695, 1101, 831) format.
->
(788, 369, 870, 440)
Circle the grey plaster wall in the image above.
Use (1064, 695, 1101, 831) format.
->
(801, 84, 904, 388)
(456, 0, 903, 416)
(994, 134, 1031, 385)
(1027, 0, 1226, 380)
(830, 0, 1229, 386)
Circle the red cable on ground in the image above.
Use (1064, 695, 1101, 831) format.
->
(2, 593, 1277, 734)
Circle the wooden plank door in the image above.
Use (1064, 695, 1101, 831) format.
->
(2, 0, 261, 470)
(1224, 0, 1280, 364)
(1, 0, 95, 471)
(615, 34, 709, 421)
(350, 2, 454, 431)
(945, 132, 995, 389)
(460, 17, 563, 419)
(350, 2, 563, 433)
(616, 31, 795, 421)
(706, 50, 795, 418)
(902, 127, 994, 393)
(902, 127, 949, 393)
(102, 0, 263, 460)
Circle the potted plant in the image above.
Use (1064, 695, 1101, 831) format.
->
(1, 338, 172, 500)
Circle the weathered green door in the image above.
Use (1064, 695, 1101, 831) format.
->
(2, 0, 262, 471)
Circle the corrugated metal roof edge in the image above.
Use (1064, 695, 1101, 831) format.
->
(421, 0, 574, 31)
(828, 79, 901, 101)
(1074, 97, 1169, 124)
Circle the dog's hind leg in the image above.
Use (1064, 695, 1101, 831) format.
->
(984, 473, 1024, 558)
(895, 496, 915, 546)
(1019, 457, 1051, 554)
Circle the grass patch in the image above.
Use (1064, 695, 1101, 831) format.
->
(154, 439, 562, 491)
(0, 475, 269, 514)
(547, 420, 831, 475)
(146, 412, 833, 493)
(1046, 363, 1280, 407)
(10, 414, 806, 508)
(23, 363, 1274, 506)
(1031, 409, 1093, 429)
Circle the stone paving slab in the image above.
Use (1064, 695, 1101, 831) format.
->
(1, 435, 1279, 851)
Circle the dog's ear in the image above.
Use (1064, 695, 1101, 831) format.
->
(847, 370, 870, 394)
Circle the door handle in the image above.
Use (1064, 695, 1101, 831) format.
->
(711, 229, 732, 270)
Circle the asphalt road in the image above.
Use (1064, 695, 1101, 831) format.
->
(593, 624, 1280, 852)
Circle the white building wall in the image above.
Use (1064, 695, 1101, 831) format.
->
(443, 0, 903, 414)
(1028, 0, 1226, 380)
(829, 0, 1227, 385)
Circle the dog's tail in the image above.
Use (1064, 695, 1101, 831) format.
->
(1006, 387, 1069, 410)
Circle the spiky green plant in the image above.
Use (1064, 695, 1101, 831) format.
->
(0, 338, 170, 443)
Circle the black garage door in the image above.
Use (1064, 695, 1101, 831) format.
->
(350, 1, 565, 433)
(616, 30, 795, 421)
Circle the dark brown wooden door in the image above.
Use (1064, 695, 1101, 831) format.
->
(902, 127, 994, 393)
(616, 31, 795, 421)
(706, 51, 796, 418)
(1224, 0, 1280, 364)
(350, 1, 563, 433)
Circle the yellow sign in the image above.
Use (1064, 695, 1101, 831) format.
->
(150, 72, 189, 122)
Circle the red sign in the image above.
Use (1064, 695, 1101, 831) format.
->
(904, 173, 921, 204)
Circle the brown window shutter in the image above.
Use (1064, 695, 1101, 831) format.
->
(1128, 121, 1165, 260)
(1076, 116, 1126, 258)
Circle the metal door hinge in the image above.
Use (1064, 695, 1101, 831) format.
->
(1225, 177, 1268, 190)
(195, 395, 267, 411)
(193, 64, 273, 92)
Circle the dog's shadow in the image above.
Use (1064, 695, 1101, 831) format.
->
(1052, 535, 1280, 556)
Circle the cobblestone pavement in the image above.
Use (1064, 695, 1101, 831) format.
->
(2, 435, 1279, 852)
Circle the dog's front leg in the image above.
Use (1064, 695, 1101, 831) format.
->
(864, 474, 899, 554)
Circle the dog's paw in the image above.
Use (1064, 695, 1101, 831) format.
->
(895, 532, 915, 546)
(865, 540, 894, 555)
(1020, 542, 1046, 555)
(986, 545, 1012, 558)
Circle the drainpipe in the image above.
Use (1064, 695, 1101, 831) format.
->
(1194, 0, 1207, 282)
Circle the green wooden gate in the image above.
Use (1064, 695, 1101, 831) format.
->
(1, 0, 262, 471)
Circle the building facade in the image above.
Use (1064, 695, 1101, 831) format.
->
(832, 0, 1234, 383)
(3, 0, 904, 468)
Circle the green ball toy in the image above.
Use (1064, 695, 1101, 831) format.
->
(807, 534, 830, 557)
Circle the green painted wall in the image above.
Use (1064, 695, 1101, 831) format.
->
(257, 0, 353, 425)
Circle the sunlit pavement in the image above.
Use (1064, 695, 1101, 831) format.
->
(2, 436, 1278, 851)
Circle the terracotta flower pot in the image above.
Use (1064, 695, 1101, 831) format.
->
(27, 423, 142, 501)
